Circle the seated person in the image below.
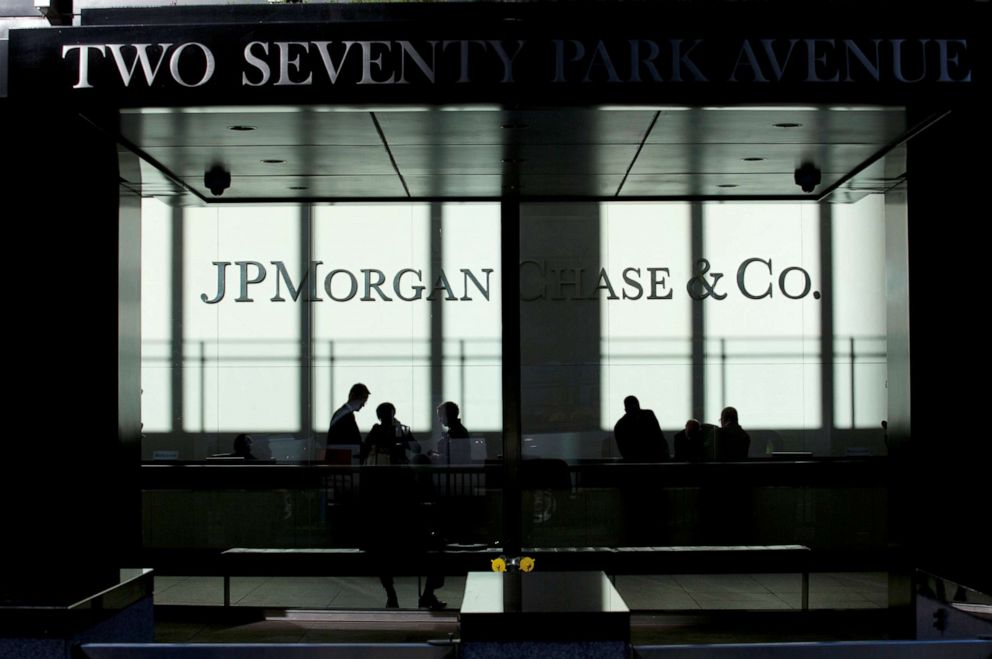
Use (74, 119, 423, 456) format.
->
(212, 433, 256, 459)
(716, 406, 751, 460)
(673, 419, 706, 462)
(361, 403, 420, 465)
(232, 434, 255, 459)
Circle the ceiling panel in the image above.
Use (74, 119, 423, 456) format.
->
(184, 175, 408, 200)
(141, 145, 396, 177)
(390, 144, 506, 176)
(403, 175, 504, 197)
(646, 108, 906, 145)
(403, 174, 625, 198)
(374, 108, 657, 146)
(120, 107, 383, 147)
(391, 144, 641, 177)
(621, 173, 840, 197)
(373, 110, 506, 146)
(631, 143, 886, 176)
(117, 105, 911, 202)
(128, 158, 192, 197)
(516, 174, 626, 197)
(825, 143, 907, 203)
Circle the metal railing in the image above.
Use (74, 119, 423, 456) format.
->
(141, 334, 885, 434)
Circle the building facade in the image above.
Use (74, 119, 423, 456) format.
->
(3, 0, 990, 624)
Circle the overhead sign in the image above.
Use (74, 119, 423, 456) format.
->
(9, 16, 987, 106)
(57, 37, 974, 90)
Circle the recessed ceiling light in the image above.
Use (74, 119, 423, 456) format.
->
(773, 122, 802, 128)
(261, 159, 285, 164)
(741, 157, 765, 162)
(229, 125, 256, 131)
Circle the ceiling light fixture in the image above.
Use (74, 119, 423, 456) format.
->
(794, 163, 822, 193)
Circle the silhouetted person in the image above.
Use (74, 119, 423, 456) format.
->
(360, 402, 444, 610)
(232, 433, 256, 460)
(433, 401, 470, 465)
(614, 396, 669, 462)
(614, 396, 670, 544)
(361, 402, 421, 465)
(700, 407, 752, 543)
(673, 419, 705, 462)
(327, 383, 371, 449)
(715, 406, 750, 460)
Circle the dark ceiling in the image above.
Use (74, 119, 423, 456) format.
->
(117, 105, 915, 204)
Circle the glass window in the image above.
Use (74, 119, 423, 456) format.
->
(600, 202, 693, 431)
(140, 198, 173, 433)
(442, 203, 503, 435)
(313, 204, 432, 434)
(141, 200, 503, 550)
(832, 194, 887, 430)
(184, 205, 302, 441)
(703, 203, 822, 443)
(140, 194, 886, 554)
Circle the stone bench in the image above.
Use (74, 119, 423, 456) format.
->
(220, 546, 501, 606)
(219, 544, 811, 609)
(524, 545, 812, 609)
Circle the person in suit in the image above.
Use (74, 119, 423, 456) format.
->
(613, 395, 669, 462)
(702, 406, 753, 543)
(673, 419, 706, 462)
(716, 406, 750, 460)
(326, 383, 371, 450)
(361, 402, 445, 610)
(361, 402, 420, 465)
(232, 433, 256, 459)
(433, 401, 470, 465)
(614, 395, 670, 545)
